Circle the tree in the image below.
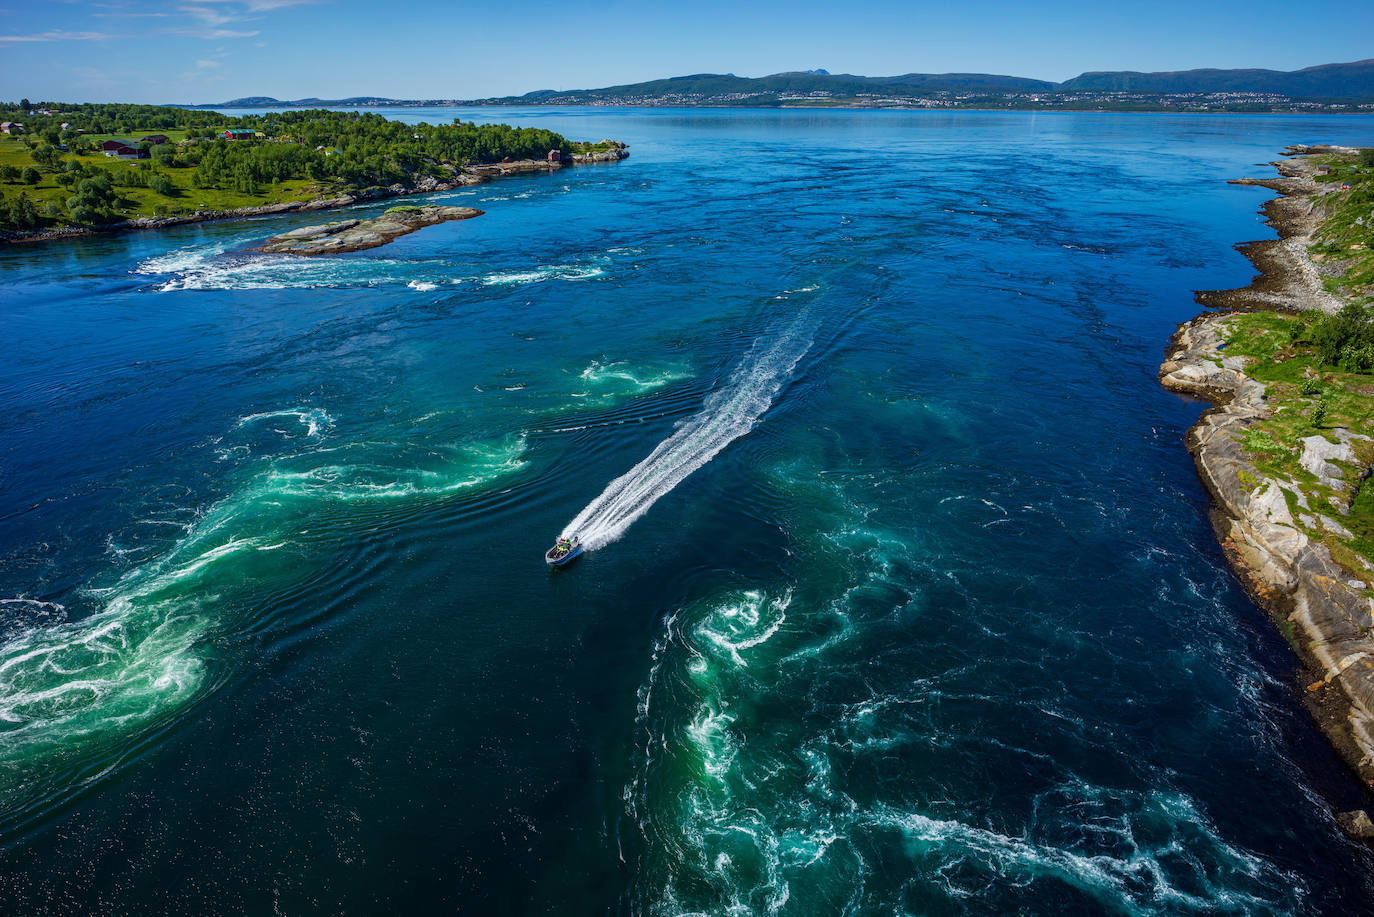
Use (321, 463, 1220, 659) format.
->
(6, 192, 38, 229)
(31, 145, 59, 169)
(66, 173, 119, 225)
(149, 172, 176, 196)
(19, 98, 30, 112)
(0, 164, 17, 183)
(20, 166, 39, 185)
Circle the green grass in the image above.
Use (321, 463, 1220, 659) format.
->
(1309, 153, 1374, 296)
(0, 136, 340, 225)
(1224, 306, 1374, 565)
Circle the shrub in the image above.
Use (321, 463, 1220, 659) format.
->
(20, 166, 39, 185)
(1311, 302, 1374, 371)
(1244, 429, 1286, 455)
(1341, 341, 1374, 372)
(1312, 397, 1331, 428)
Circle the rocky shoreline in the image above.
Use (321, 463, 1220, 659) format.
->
(0, 145, 628, 246)
(1161, 145, 1374, 837)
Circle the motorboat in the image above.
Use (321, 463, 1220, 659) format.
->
(545, 534, 583, 566)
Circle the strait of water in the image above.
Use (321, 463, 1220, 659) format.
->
(2, 109, 1373, 914)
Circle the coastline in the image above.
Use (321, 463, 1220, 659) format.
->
(0, 148, 628, 247)
(1161, 145, 1374, 833)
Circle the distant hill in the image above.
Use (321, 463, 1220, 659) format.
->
(217, 95, 447, 107)
(200, 59, 1374, 108)
(495, 70, 1056, 104)
(1059, 59, 1374, 97)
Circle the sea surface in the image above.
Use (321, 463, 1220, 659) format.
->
(2, 108, 1373, 914)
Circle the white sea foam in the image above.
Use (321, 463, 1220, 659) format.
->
(561, 322, 811, 551)
(564, 360, 692, 408)
(407, 280, 439, 292)
(137, 243, 446, 293)
(481, 260, 607, 286)
(235, 407, 335, 438)
(133, 240, 231, 278)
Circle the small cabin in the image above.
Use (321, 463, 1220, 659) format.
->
(0, 122, 23, 135)
(140, 134, 169, 145)
(223, 129, 256, 141)
(547, 149, 562, 163)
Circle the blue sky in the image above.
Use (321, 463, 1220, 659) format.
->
(3, 0, 1372, 103)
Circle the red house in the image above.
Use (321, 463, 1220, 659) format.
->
(140, 134, 169, 145)
(101, 139, 146, 159)
(224, 129, 256, 140)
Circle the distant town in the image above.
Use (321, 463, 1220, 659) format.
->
(202, 60, 1374, 114)
(455, 89, 1374, 113)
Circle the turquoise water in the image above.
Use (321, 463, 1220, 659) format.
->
(1, 109, 1373, 913)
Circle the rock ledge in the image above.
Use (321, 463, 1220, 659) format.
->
(255, 205, 482, 256)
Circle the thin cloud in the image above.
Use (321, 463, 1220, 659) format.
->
(0, 29, 118, 44)
(0, 0, 323, 50)
(187, 0, 323, 9)
(164, 26, 260, 38)
(179, 4, 235, 26)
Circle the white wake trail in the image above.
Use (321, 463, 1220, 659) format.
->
(563, 321, 813, 551)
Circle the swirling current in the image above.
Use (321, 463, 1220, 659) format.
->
(0, 108, 1372, 914)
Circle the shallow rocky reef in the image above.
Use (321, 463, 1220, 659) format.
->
(255, 205, 483, 256)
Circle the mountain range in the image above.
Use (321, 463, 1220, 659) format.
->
(209, 59, 1374, 108)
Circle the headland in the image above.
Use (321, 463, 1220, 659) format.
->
(1161, 144, 1374, 838)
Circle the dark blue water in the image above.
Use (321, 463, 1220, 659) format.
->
(2, 109, 1372, 914)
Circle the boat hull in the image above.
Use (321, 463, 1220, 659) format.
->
(545, 538, 584, 566)
(546, 546, 584, 567)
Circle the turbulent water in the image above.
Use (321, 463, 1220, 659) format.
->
(1, 109, 1373, 914)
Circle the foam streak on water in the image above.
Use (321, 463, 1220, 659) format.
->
(0, 424, 527, 824)
(562, 322, 811, 551)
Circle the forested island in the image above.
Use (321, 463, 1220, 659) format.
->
(0, 102, 626, 237)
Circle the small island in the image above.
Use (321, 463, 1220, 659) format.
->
(256, 205, 483, 255)
(1161, 144, 1374, 835)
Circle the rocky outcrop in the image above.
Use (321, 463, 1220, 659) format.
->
(1162, 153, 1374, 828)
(570, 141, 630, 164)
(255, 205, 482, 256)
